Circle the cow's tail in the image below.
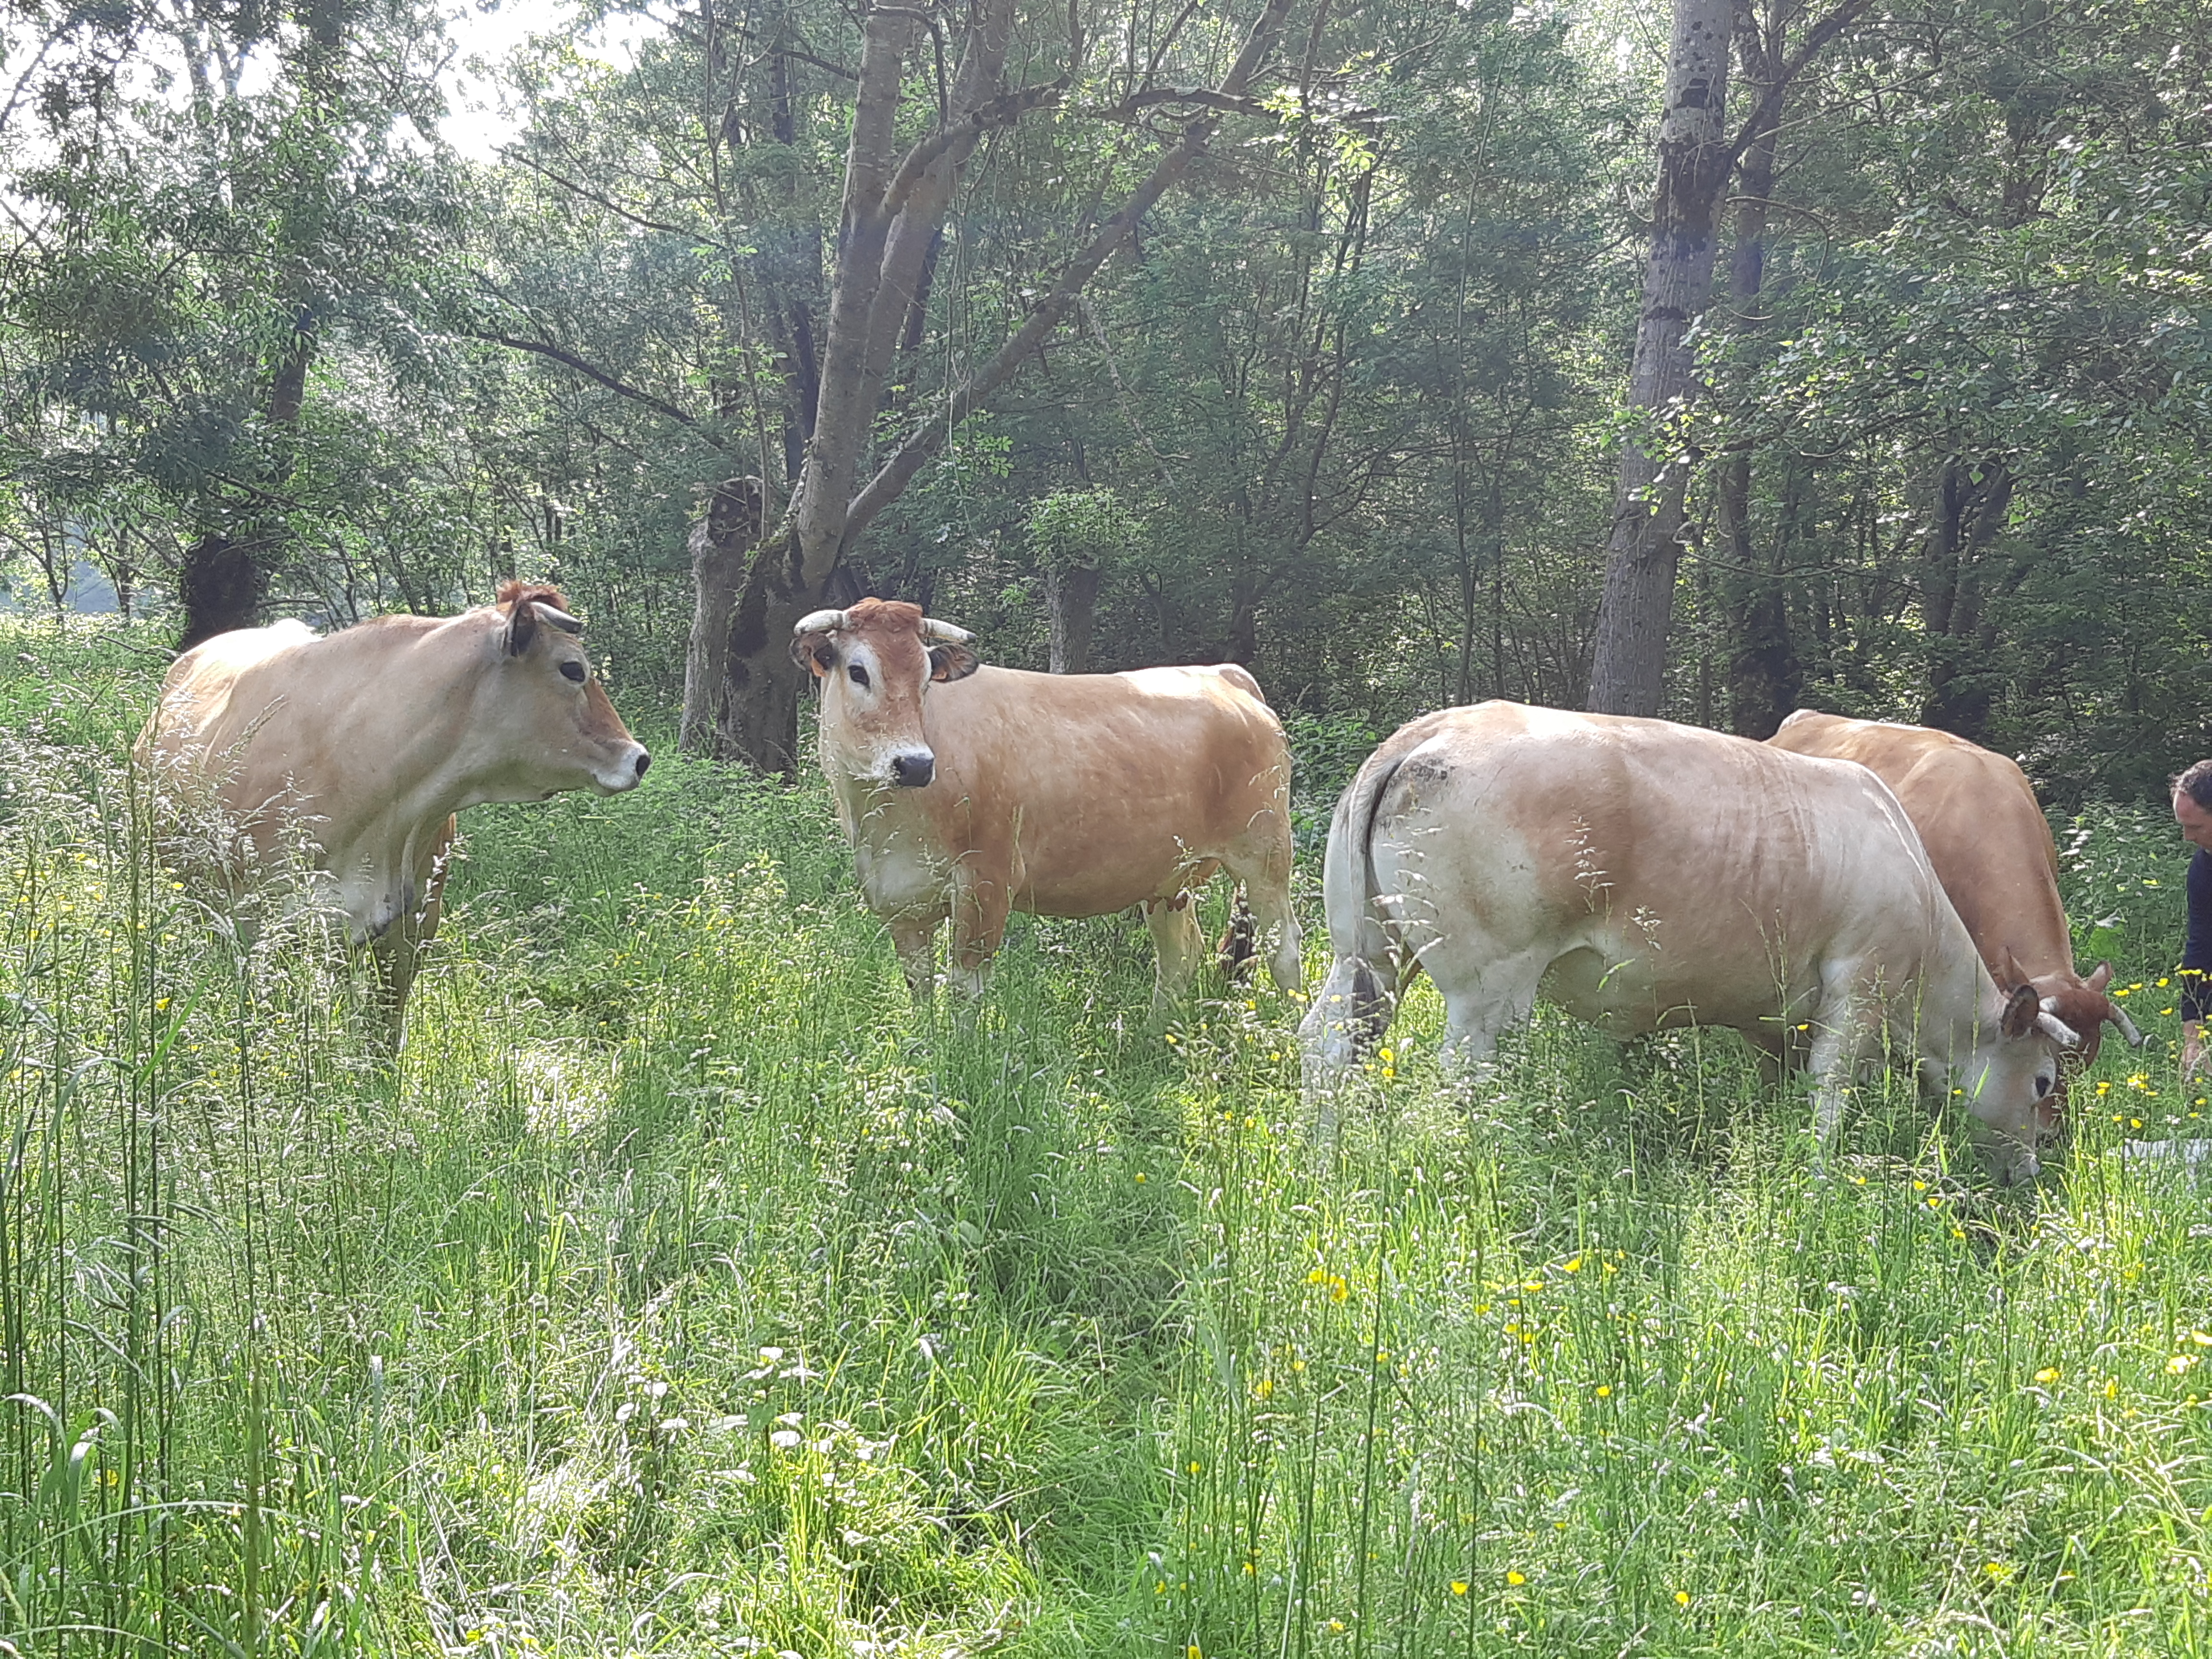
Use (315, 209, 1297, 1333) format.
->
(1323, 741, 1420, 971)
(1302, 739, 1419, 1085)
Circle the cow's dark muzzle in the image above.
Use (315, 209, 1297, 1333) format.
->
(635, 750, 652, 779)
(890, 752, 935, 788)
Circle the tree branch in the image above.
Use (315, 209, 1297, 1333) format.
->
(503, 150, 702, 239)
(878, 0, 1080, 218)
(843, 0, 1298, 546)
(481, 331, 707, 434)
(1097, 86, 1279, 121)
(1727, 0, 1875, 165)
(880, 76, 1072, 215)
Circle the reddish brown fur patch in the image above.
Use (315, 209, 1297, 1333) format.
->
(2040, 978, 2121, 1069)
(497, 580, 575, 615)
(841, 596, 926, 638)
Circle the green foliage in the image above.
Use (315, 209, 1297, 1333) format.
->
(1026, 488, 1141, 575)
(1678, 0, 2212, 776)
(0, 1, 482, 625)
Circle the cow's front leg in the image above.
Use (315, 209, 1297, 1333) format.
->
(887, 913, 940, 1002)
(1805, 974, 1878, 1171)
(948, 878, 1011, 1005)
(369, 814, 456, 1052)
(1142, 892, 1206, 1017)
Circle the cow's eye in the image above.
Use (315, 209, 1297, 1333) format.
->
(560, 660, 586, 683)
(848, 663, 870, 689)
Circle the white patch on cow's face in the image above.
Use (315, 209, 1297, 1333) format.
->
(1952, 1032, 2064, 1185)
(815, 632, 938, 790)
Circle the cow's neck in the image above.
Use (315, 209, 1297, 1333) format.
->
(829, 770, 949, 914)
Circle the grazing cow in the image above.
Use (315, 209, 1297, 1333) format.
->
(791, 598, 1301, 1009)
(139, 582, 650, 1036)
(1767, 709, 2139, 1066)
(1300, 701, 2072, 1182)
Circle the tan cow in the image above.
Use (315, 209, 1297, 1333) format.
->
(1300, 701, 2071, 1182)
(139, 582, 650, 1036)
(791, 598, 1301, 1010)
(1767, 709, 2139, 1067)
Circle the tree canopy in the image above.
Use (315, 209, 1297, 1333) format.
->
(2, 0, 2208, 791)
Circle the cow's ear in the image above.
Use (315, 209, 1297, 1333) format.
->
(790, 633, 836, 677)
(928, 643, 981, 683)
(2000, 981, 2040, 1039)
(2085, 961, 2114, 993)
(1996, 945, 2029, 993)
(504, 597, 537, 657)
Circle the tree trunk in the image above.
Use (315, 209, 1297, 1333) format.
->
(1228, 571, 1259, 666)
(681, 477, 765, 753)
(1045, 562, 1100, 673)
(1725, 465, 1804, 736)
(714, 532, 820, 773)
(176, 535, 265, 648)
(1921, 457, 2013, 741)
(709, 1, 1010, 773)
(179, 0, 336, 656)
(177, 297, 320, 648)
(1718, 1, 1800, 737)
(703, 0, 1298, 772)
(1586, 0, 1735, 718)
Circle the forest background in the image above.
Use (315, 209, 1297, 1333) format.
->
(6, 0, 2209, 794)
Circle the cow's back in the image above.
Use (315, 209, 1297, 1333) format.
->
(1768, 709, 2070, 979)
(1368, 702, 1960, 1038)
(144, 620, 319, 760)
(910, 662, 1291, 916)
(145, 615, 456, 843)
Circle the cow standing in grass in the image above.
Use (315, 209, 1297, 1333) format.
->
(792, 598, 1302, 1010)
(1767, 709, 2139, 1072)
(1300, 700, 2072, 1182)
(139, 582, 650, 1039)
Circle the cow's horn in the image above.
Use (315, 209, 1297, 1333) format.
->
(533, 603, 584, 634)
(793, 608, 850, 637)
(2035, 1010, 2083, 1048)
(2108, 1001, 2146, 1048)
(919, 617, 973, 644)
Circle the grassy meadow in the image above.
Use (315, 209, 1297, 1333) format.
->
(7, 619, 2212, 1658)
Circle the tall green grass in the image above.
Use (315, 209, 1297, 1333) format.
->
(3, 618, 2211, 1656)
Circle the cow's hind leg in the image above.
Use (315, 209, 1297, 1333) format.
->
(1433, 945, 1553, 1082)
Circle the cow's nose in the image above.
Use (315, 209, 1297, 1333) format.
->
(890, 751, 935, 788)
(635, 750, 652, 779)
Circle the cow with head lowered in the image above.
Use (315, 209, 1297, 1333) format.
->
(1300, 701, 2073, 1183)
(1767, 710, 2140, 1080)
(791, 598, 1302, 1010)
(139, 582, 650, 1039)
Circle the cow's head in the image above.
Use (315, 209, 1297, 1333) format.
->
(2029, 959, 2142, 1070)
(1954, 971, 2074, 1185)
(485, 582, 651, 798)
(792, 598, 981, 789)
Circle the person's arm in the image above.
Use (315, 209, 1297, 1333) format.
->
(2183, 849, 2212, 1075)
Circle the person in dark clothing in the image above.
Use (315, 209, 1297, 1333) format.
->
(2173, 759, 2212, 1076)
